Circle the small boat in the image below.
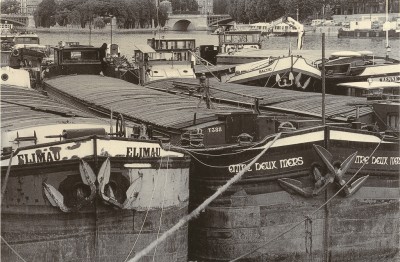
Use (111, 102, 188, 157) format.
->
(1, 33, 46, 88)
(337, 80, 400, 99)
(314, 50, 400, 94)
(206, 29, 262, 65)
(133, 38, 196, 84)
(0, 66, 31, 88)
(338, 19, 400, 38)
(224, 55, 321, 91)
(1, 83, 191, 261)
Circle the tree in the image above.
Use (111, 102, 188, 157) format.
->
(1, 0, 20, 14)
(245, 0, 258, 23)
(35, 0, 57, 27)
(158, 1, 171, 27)
(93, 17, 106, 29)
(213, 0, 229, 14)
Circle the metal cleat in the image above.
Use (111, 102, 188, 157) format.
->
(313, 145, 368, 197)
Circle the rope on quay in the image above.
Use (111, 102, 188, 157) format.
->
(230, 135, 384, 262)
(1, 236, 27, 262)
(127, 133, 282, 262)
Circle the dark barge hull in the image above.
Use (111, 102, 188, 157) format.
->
(188, 126, 399, 261)
(1, 136, 190, 262)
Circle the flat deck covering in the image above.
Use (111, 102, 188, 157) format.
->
(44, 75, 251, 131)
(1, 84, 102, 131)
(146, 78, 372, 119)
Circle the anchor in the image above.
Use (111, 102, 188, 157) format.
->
(44, 158, 143, 212)
(313, 145, 369, 197)
(278, 145, 368, 198)
(97, 158, 143, 209)
(278, 165, 334, 198)
(43, 159, 97, 212)
(276, 72, 294, 88)
(294, 73, 312, 90)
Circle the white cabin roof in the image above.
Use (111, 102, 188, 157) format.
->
(337, 81, 400, 90)
(134, 44, 156, 53)
(330, 51, 363, 57)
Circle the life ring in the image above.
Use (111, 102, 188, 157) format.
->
(12, 48, 20, 57)
(278, 121, 296, 131)
(237, 133, 253, 143)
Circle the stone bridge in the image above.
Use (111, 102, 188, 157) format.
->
(0, 14, 34, 28)
(166, 14, 232, 31)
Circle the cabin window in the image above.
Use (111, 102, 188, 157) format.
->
(62, 50, 99, 63)
(14, 37, 39, 45)
(387, 114, 399, 130)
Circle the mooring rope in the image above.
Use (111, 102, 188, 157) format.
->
(1, 151, 14, 203)
(1, 236, 27, 262)
(263, 57, 280, 87)
(127, 133, 282, 262)
(230, 135, 384, 261)
(123, 157, 164, 262)
(180, 133, 276, 157)
(152, 152, 170, 261)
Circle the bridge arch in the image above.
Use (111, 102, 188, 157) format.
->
(172, 20, 195, 31)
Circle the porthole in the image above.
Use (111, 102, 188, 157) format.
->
(1, 74, 8, 81)
(183, 70, 188, 73)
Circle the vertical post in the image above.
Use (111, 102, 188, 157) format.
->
(89, 15, 92, 45)
(110, 16, 113, 46)
(321, 33, 326, 126)
(385, 0, 390, 59)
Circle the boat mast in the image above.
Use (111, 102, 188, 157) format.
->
(385, 0, 391, 59)
(321, 33, 326, 126)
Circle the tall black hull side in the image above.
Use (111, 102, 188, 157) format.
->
(188, 126, 399, 261)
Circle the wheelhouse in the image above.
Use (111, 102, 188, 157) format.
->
(218, 30, 261, 53)
(47, 43, 102, 77)
(145, 38, 196, 62)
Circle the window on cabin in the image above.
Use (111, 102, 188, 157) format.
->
(62, 50, 99, 63)
(14, 37, 39, 44)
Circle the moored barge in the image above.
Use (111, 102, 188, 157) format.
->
(1, 84, 191, 262)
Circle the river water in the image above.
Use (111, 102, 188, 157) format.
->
(38, 29, 399, 60)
